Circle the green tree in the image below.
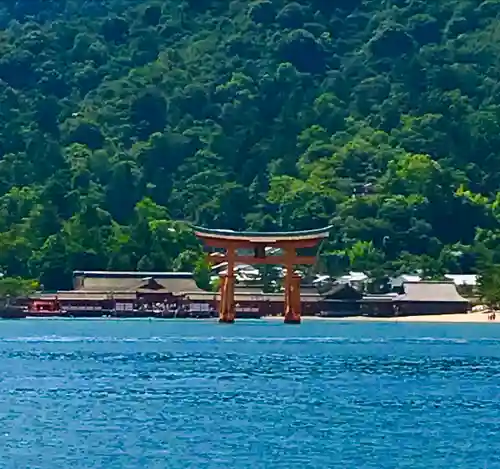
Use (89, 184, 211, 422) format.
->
(477, 265, 500, 308)
(0, 0, 498, 288)
(0, 277, 39, 298)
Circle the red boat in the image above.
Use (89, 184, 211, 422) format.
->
(28, 299, 64, 317)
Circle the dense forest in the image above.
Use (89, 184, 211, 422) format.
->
(0, 0, 499, 289)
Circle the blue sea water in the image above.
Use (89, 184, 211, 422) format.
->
(0, 319, 500, 469)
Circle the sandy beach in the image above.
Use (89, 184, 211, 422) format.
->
(264, 312, 499, 324)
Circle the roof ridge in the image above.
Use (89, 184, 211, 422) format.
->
(192, 225, 333, 238)
(404, 280, 454, 284)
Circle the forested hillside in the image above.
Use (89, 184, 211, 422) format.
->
(0, 0, 499, 288)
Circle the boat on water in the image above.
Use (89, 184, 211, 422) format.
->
(27, 299, 66, 318)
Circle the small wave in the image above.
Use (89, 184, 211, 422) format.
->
(392, 337, 470, 344)
(2, 335, 499, 346)
(2, 336, 101, 343)
(0, 336, 362, 344)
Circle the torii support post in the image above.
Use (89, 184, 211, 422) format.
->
(284, 272, 302, 324)
(193, 225, 332, 324)
(219, 247, 235, 323)
(283, 248, 302, 324)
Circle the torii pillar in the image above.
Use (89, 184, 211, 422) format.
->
(193, 226, 332, 324)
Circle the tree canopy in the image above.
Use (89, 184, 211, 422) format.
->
(0, 0, 499, 288)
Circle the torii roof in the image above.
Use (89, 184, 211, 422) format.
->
(192, 225, 332, 244)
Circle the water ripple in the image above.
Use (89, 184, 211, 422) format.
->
(4, 334, 500, 344)
(0, 321, 499, 469)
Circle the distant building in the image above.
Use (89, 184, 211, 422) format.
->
(30, 272, 471, 319)
(320, 283, 364, 317)
(212, 263, 260, 279)
(312, 274, 333, 293)
(72, 270, 199, 293)
(336, 271, 369, 289)
(444, 274, 477, 287)
(312, 274, 331, 285)
(390, 274, 422, 289)
(35, 271, 210, 317)
(394, 281, 469, 315)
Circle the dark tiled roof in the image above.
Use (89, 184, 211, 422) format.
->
(323, 283, 363, 300)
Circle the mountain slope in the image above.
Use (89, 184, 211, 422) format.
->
(0, 0, 499, 287)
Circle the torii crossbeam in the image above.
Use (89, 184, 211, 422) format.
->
(193, 226, 332, 324)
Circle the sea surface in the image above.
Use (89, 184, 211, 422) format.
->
(0, 319, 499, 469)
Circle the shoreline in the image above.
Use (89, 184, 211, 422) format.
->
(6, 312, 498, 324)
(263, 312, 499, 324)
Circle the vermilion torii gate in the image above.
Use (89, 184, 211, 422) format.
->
(193, 226, 332, 324)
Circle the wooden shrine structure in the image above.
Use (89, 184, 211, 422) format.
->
(193, 226, 332, 324)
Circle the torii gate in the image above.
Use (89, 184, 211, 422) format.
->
(193, 226, 332, 324)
